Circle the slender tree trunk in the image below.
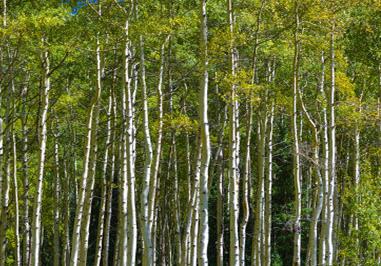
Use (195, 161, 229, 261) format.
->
(264, 102, 274, 266)
(53, 127, 61, 266)
(70, 35, 102, 266)
(62, 160, 70, 266)
(21, 81, 30, 266)
(326, 26, 336, 266)
(292, 3, 302, 265)
(148, 37, 169, 265)
(10, 66, 20, 266)
(78, 128, 98, 265)
(305, 53, 325, 266)
(228, 0, 240, 264)
(198, 0, 210, 264)
(253, 116, 267, 266)
(139, 35, 154, 266)
(239, 60, 253, 266)
(119, 26, 129, 265)
(30, 41, 51, 266)
(191, 139, 202, 266)
(216, 148, 225, 266)
(319, 51, 329, 266)
(125, 36, 137, 266)
(103, 85, 117, 266)
(94, 76, 113, 266)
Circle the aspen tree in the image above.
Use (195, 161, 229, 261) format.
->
(199, 0, 210, 264)
(300, 81, 322, 266)
(191, 138, 202, 266)
(103, 65, 118, 266)
(140, 35, 154, 266)
(62, 160, 70, 266)
(53, 125, 61, 266)
(125, 37, 137, 266)
(78, 128, 98, 265)
(292, 2, 302, 265)
(9, 51, 20, 266)
(227, 0, 240, 264)
(253, 114, 267, 266)
(21, 81, 30, 266)
(216, 105, 227, 266)
(94, 70, 113, 266)
(70, 35, 102, 266)
(264, 102, 274, 266)
(0, 2, 7, 263)
(326, 25, 336, 266)
(148, 36, 169, 262)
(30, 39, 51, 266)
(304, 53, 324, 266)
(319, 51, 329, 266)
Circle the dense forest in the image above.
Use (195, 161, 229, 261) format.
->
(0, 0, 380, 265)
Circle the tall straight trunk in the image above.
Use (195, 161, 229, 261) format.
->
(0, 146, 10, 266)
(242, 3, 264, 264)
(353, 100, 361, 235)
(239, 48, 253, 266)
(53, 128, 61, 266)
(173, 138, 182, 266)
(120, 28, 129, 265)
(216, 149, 225, 266)
(264, 102, 274, 266)
(305, 54, 324, 266)
(182, 138, 201, 265)
(10, 67, 20, 266)
(140, 35, 154, 266)
(292, 3, 302, 265)
(70, 35, 102, 266)
(103, 83, 117, 266)
(319, 51, 329, 266)
(148, 37, 168, 263)
(0, 118, 5, 266)
(78, 129, 98, 265)
(30, 42, 51, 266)
(62, 160, 70, 266)
(125, 34, 137, 266)
(326, 26, 336, 266)
(94, 79, 113, 266)
(191, 139, 202, 266)
(228, 0, 240, 264)
(215, 105, 227, 266)
(21, 82, 30, 266)
(198, 0, 210, 264)
(253, 117, 267, 266)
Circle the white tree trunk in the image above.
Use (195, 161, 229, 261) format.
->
(70, 35, 102, 266)
(228, 0, 240, 264)
(292, 4, 301, 265)
(94, 89, 112, 266)
(305, 53, 325, 266)
(30, 43, 50, 266)
(139, 35, 154, 266)
(264, 102, 274, 266)
(191, 140, 202, 266)
(326, 27, 336, 266)
(53, 128, 61, 266)
(198, 0, 210, 264)
(148, 37, 169, 265)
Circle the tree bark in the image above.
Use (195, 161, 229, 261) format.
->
(292, 2, 302, 265)
(30, 40, 51, 266)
